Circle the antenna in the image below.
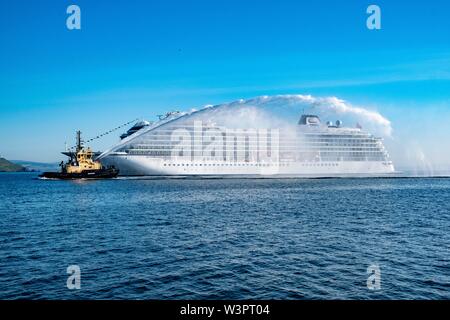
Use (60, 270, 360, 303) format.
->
(76, 130, 82, 152)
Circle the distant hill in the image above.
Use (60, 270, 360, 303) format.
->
(11, 160, 59, 172)
(0, 157, 26, 172)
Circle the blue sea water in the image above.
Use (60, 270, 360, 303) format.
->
(0, 172, 449, 300)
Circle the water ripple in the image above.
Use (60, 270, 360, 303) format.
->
(0, 173, 449, 299)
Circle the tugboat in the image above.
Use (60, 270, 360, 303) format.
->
(39, 131, 119, 179)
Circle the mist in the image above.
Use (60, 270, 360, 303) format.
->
(175, 94, 449, 175)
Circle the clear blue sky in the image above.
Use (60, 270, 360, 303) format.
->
(0, 0, 449, 165)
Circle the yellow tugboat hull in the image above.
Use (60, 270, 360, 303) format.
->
(39, 167, 119, 180)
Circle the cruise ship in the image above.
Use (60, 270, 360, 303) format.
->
(98, 107, 395, 177)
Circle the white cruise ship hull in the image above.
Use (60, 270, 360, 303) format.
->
(101, 154, 395, 177)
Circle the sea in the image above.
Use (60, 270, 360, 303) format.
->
(0, 172, 449, 299)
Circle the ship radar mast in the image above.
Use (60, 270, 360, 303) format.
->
(76, 130, 83, 152)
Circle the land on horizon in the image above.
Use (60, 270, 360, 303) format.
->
(0, 157, 26, 172)
(0, 158, 59, 172)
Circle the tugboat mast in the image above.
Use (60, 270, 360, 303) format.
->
(76, 130, 82, 152)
